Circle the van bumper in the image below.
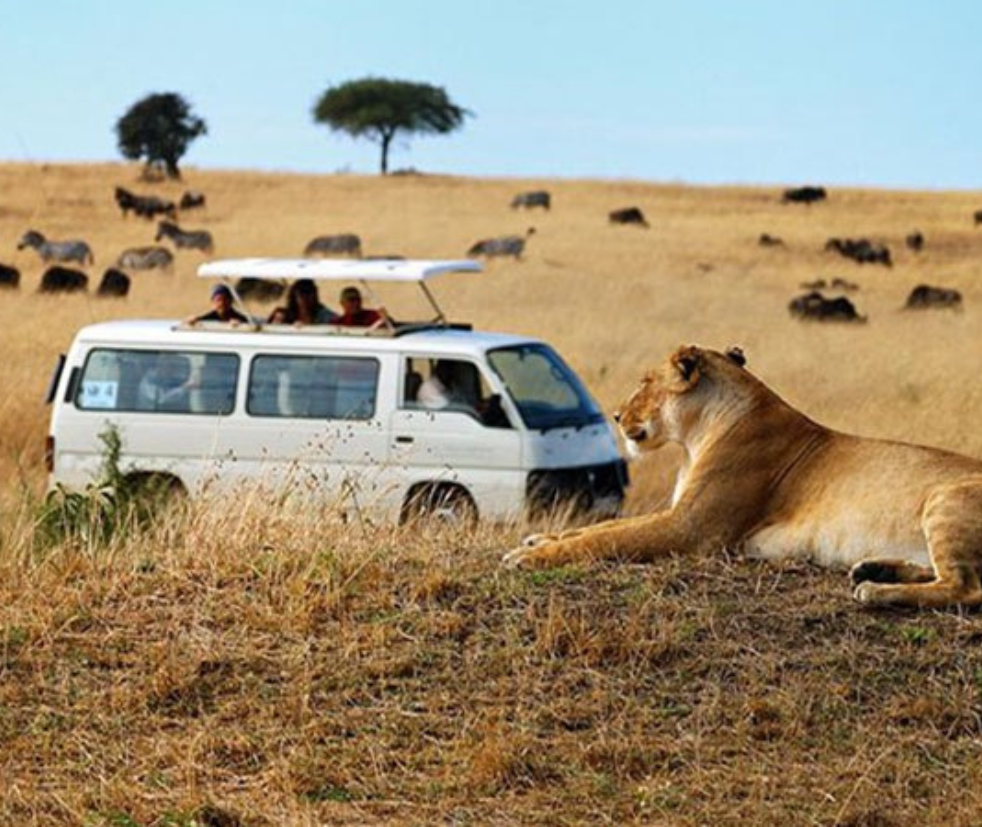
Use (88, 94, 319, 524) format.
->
(526, 459, 628, 520)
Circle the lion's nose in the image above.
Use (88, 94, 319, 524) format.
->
(613, 411, 621, 423)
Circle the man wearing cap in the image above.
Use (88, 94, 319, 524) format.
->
(189, 284, 249, 325)
(337, 286, 387, 327)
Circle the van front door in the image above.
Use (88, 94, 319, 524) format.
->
(391, 357, 524, 519)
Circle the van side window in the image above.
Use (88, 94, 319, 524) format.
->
(403, 357, 512, 428)
(76, 349, 239, 415)
(248, 354, 379, 419)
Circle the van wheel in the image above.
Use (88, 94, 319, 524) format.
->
(125, 473, 187, 515)
(402, 485, 477, 529)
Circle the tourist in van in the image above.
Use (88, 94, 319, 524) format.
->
(337, 285, 387, 327)
(137, 352, 195, 412)
(189, 284, 249, 325)
(418, 361, 472, 410)
(272, 279, 338, 325)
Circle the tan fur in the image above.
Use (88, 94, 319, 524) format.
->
(504, 345, 982, 609)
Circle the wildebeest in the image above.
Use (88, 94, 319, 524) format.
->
(511, 190, 551, 210)
(906, 231, 925, 252)
(974, 210, 982, 226)
(758, 233, 784, 247)
(905, 284, 962, 310)
(156, 221, 214, 253)
(782, 186, 827, 204)
(303, 234, 362, 257)
(96, 268, 131, 298)
(114, 187, 177, 220)
(39, 266, 88, 294)
(608, 207, 648, 227)
(18, 230, 93, 265)
(116, 246, 174, 271)
(825, 237, 892, 266)
(0, 263, 20, 289)
(235, 277, 285, 302)
(800, 277, 859, 292)
(179, 190, 206, 210)
(788, 291, 865, 322)
(467, 229, 534, 259)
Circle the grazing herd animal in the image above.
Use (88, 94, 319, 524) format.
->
(906, 231, 924, 252)
(39, 266, 88, 294)
(235, 277, 285, 302)
(156, 220, 214, 253)
(114, 187, 177, 220)
(18, 230, 93, 265)
(116, 246, 174, 271)
(97, 268, 131, 298)
(783, 185, 827, 204)
(179, 190, 207, 210)
(304, 233, 362, 257)
(758, 233, 784, 247)
(905, 284, 962, 310)
(789, 291, 865, 323)
(608, 206, 648, 227)
(467, 229, 534, 259)
(511, 190, 551, 210)
(0, 263, 20, 289)
(825, 237, 892, 267)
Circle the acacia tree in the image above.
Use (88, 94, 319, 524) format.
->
(115, 92, 207, 180)
(312, 78, 470, 175)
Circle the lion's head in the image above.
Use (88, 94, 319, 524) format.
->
(614, 345, 749, 456)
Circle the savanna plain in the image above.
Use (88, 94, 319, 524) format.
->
(2, 163, 982, 825)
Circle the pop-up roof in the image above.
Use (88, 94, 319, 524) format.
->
(197, 258, 482, 282)
(195, 258, 484, 329)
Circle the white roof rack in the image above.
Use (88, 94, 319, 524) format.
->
(197, 258, 482, 282)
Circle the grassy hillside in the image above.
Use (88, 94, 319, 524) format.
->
(2, 163, 982, 823)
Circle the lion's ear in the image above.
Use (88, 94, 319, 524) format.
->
(725, 346, 746, 368)
(671, 345, 702, 387)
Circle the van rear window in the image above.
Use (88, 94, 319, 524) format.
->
(247, 354, 379, 420)
(76, 349, 239, 415)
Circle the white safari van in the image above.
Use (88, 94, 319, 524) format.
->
(46, 259, 627, 524)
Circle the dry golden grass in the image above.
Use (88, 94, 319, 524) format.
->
(3, 162, 982, 823)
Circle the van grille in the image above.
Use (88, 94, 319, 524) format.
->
(526, 460, 628, 519)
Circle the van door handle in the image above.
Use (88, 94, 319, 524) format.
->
(395, 435, 414, 444)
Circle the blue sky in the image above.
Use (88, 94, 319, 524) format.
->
(2, 1, 981, 188)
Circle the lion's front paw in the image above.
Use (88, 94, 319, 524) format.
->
(853, 581, 887, 605)
(503, 537, 564, 569)
(502, 544, 536, 569)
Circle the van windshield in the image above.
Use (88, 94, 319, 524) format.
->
(487, 344, 604, 431)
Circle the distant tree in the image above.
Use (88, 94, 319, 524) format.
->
(115, 93, 207, 180)
(312, 77, 470, 175)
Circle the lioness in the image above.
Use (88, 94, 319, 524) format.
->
(504, 345, 982, 609)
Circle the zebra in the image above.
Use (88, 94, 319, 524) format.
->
(18, 230, 93, 265)
(467, 228, 535, 260)
(303, 233, 362, 257)
(116, 246, 174, 271)
(156, 220, 214, 253)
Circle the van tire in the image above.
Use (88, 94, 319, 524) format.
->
(401, 483, 478, 529)
(124, 473, 187, 512)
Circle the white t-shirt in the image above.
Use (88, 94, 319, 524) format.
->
(416, 375, 451, 409)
